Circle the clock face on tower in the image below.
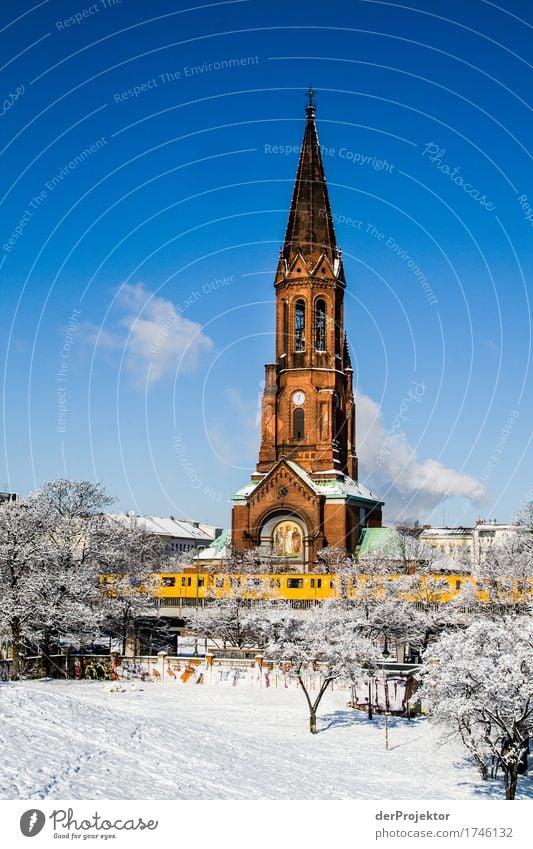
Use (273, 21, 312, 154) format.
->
(292, 391, 306, 406)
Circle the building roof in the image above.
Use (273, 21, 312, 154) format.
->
(108, 513, 214, 542)
(196, 528, 232, 560)
(0, 491, 17, 503)
(420, 527, 473, 538)
(356, 527, 402, 558)
(419, 524, 522, 538)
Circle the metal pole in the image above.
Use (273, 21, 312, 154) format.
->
(383, 635, 391, 751)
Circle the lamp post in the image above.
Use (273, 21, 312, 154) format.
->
(382, 635, 391, 751)
(193, 547, 205, 657)
(194, 546, 206, 609)
(367, 667, 373, 721)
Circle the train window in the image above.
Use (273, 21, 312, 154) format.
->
(161, 577, 175, 587)
(247, 578, 263, 588)
(329, 580, 335, 589)
(181, 577, 186, 586)
(216, 577, 224, 588)
(310, 578, 322, 589)
(287, 578, 303, 589)
(198, 578, 205, 587)
(455, 580, 462, 590)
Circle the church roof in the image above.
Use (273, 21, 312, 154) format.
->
(232, 459, 383, 506)
(310, 470, 382, 504)
(282, 93, 338, 264)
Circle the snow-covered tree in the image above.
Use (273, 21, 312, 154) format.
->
(181, 578, 279, 650)
(266, 603, 382, 733)
(0, 479, 167, 676)
(347, 558, 429, 663)
(97, 515, 167, 653)
(36, 479, 114, 519)
(360, 526, 451, 575)
(316, 545, 356, 598)
(316, 545, 353, 573)
(514, 500, 533, 531)
(218, 546, 264, 574)
(472, 523, 532, 617)
(419, 619, 533, 800)
(29, 480, 115, 666)
(0, 499, 50, 679)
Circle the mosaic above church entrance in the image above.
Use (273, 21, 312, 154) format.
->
(272, 519, 303, 558)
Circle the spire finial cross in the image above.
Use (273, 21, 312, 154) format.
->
(306, 85, 317, 110)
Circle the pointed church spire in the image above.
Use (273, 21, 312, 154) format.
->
(343, 333, 352, 371)
(282, 89, 338, 264)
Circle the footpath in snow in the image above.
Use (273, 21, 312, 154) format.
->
(1, 679, 531, 800)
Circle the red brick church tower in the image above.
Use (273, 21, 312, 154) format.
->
(232, 90, 383, 570)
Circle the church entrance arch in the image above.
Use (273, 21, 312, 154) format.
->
(258, 511, 309, 572)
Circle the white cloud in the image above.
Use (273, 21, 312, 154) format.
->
(96, 283, 213, 385)
(356, 393, 485, 522)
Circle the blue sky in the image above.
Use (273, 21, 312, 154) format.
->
(1, 0, 531, 527)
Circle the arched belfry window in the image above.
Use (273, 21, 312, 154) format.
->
(282, 301, 288, 354)
(315, 299, 327, 351)
(294, 300, 306, 352)
(293, 408, 305, 440)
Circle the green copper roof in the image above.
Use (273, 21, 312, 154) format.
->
(356, 527, 396, 557)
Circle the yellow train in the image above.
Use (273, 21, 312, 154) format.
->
(154, 571, 532, 607)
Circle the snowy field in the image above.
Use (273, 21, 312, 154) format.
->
(1, 679, 531, 800)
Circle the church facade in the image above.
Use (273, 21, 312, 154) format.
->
(232, 93, 383, 571)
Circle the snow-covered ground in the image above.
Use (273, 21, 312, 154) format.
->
(1, 679, 531, 800)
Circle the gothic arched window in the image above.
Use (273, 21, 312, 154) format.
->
(315, 298, 327, 351)
(294, 300, 306, 352)
(293, 408, 305, 440)
(282, 301, 288, 354)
